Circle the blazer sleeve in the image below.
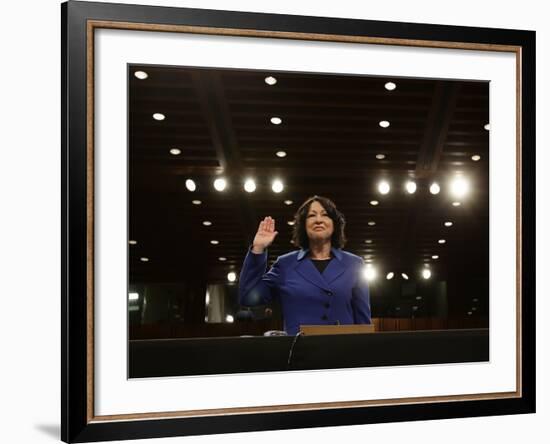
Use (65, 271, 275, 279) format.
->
(238, 248, 282, 306)
(351, 257, 372, 324)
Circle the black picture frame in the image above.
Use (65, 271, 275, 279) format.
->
(62, 1, 536, 442)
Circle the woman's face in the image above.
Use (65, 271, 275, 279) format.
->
(305, 200, 334, 244)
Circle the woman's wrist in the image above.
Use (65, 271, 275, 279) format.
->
(251, 245, 265, 254)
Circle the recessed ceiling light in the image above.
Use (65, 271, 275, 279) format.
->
(265, 76, 277, 85)
(379, 120, 390, 128)
(270, 117, 282, 125)
(287, 221, 295, 226)
(471, 154, 481, 161)
(405, 180, 417, 194)
(377, 180, 391, 194)
(363, 264, 377, 281)
(218, 257, 227, 261)
(284, 200, 293, 205)
(276, 150, 287, 158)
(214, 178, 227, 192)
(452, 201, 462, 207)
(210, 240, 219, 245)
(444, 221, 453, 227)
(140, 257, 149, 262)
(365, 239, 373, 244)
(152, 113, 165, 121)
(401, 273, 409, 280)
(432, 255, 439, 259)
(129, 240, 137, 245)
(370, 200, 379, 206)
(227, 272, 237, 282)
(134, 71, 148, 80)
(450, 176, 470, 198)
(192, 200, 202, 205)
(429, 182, 441, 195)
(368, 221, 376, 226)
(225, 314, 234, 323)
(185, 179, 196, 192)
(386, 272, 394, 280)
(422, 269, 432, 279)
(484, 123, 490, 131)
(169, 148, 181, 155)
(375, 154, 386, 160)
(244, 178, 256, 193)
(385, 82, 397, 91)
(271, 179, 284, 193)
(202, 221, 212, 226)
(128, 292, 139, 301)
(416, 296, 423, 300)
(468, 311, 473, 316)
(438, 239, 446, 244)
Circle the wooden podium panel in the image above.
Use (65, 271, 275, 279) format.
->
(300, 324, 375, 335)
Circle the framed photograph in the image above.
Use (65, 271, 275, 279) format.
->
(62, 0, 535, 442)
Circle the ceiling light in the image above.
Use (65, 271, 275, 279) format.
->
(210, 240, 219, 245)
(140, 257, 149, 262)
(363, 265, 377, 281)
(185, 179, 196, 192)
(386, 272, 394, 280)
(452, 201, 462, 207)
(128, 292, 139, 301)
(416, 296, 423, 300)
(444, 221, 453, 227)
(128, 240, 137, 245)
(471, 155, 481, 161)
(284, 200, 293, 205)
(227, 272, 237, 282)
(134, 71, 148, 79)
(385, 82, 396, 91)
(214, 178, 227, 191)
(484, 123, 490, 130)
(429, 182, 441, 195)
(270, 117, 282, 125)
(401, 273, 409, 280)
(192, 200, 202, 205)
(367, 221, 376, 226)
(379, 120, 390, 128)
(287, 221, 295, 226)
(225, 314, 234, 323)
(378, 180, 391, 195)
(202, 221, 212, 226)
(432, 255, 439, 259)
(169, 148, 181, 155)
(468, 311, 473, 316)
(370, 200, 379, 206)
(218, 257, 227, 261)
(365, 239, 373, 244)
(264, 76, 277, 85)
(152, 113, 165, 121)
(271, 179, 284, 193)
(405, 180, 417, 194)
(438, 239, 446, 244)
(450, 176, 470, 198)
(244, 178, 256, 193)
(276, 150, 287, 158)
(422, 269, 432, 279)
(375, 154, 386, 160)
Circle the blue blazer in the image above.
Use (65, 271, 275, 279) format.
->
(238, 247, 371, 335)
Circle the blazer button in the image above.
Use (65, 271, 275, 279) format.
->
(325, 290, 333, 296)
(324, 303, 330, 309)
(321, 315, 328, 321)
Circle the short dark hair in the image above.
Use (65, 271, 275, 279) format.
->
(291, 195, 346, 249)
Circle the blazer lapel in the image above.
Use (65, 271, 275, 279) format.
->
(323, 255, 346, 284)
(295, 252, 331, 291)
(294, 248, 346, 290)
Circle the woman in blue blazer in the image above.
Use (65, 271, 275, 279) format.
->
(239, 195, 371, 335)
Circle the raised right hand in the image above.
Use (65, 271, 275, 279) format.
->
(252, 216, 278, 253)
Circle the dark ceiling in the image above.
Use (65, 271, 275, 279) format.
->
(128, 64, 489, 288)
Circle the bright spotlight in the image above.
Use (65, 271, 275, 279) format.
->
(128, 292, 139, 301)
(227, 272, 237, 282)
(429, 182, 440, 195)
(214, 178, 227, 192)
(271, 179, 284, 193)
(378, 180, 391, 195)
(405, 180, 417, 194)
(422, 269, 432, 279)
(450, 176, 470, 198)
(225, 314, 234, 323)
(363, 265, 377, 281)
(244, 179, 256, 193)
(401, 273, 409, 280)
(185, 179, 196, 192)
(386, 272, 394, 280)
